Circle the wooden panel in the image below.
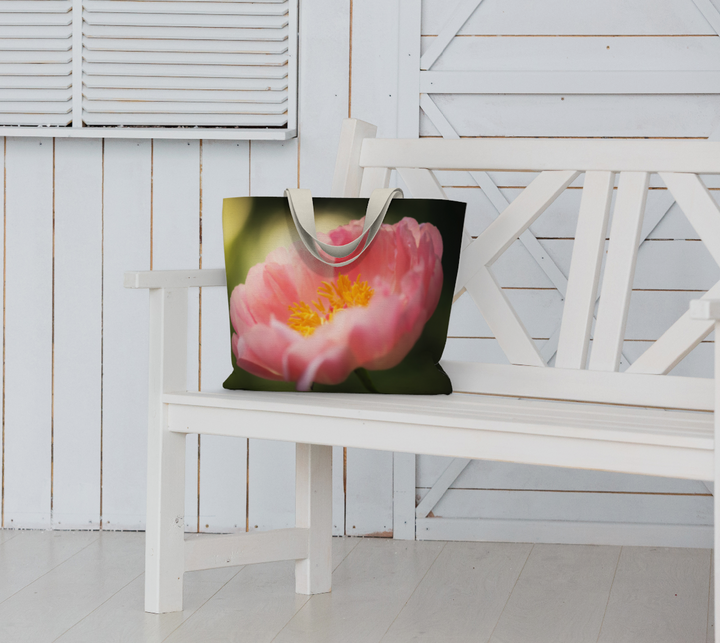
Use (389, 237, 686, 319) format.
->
(53, 138, 102, 529)
(152, 139, 201, 532)
(102, 138, 151, 530)
(421, 0, 715, 35)
(423, 36, 720, 72)
(590, 172, 649, 371)
(421, 95, 720, 138)
(198, 139, 249, 534)
(4, 137, 53, 529)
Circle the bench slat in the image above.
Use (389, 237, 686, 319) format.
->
(589, 172, 650, 372)
(556, 171, 614, 370)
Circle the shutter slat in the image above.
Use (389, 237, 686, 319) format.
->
(1, 12, 72, 25)
(84, 1, 288, 15)
(0, 1, 71, 13)
(0, 88, 73, 101)
(83, 24, 288, 41)
(1, 112, 73, 125)
(0, 63, 73, 76)
(83, 50, 286, 66)
(83, 112, 288, 126)
(84, 99, 287, 114)
(84, 87, 287, 103)
(82, 37, 288, 54)
(0, 38, 72, 51)
(83, 62, 287, 79)
(83, 73, 287, 91)
(0, 75, 72, 89)
(0, 50, 72, 64)
(83, 11, 287, 28)
(0, 25, 72, 38)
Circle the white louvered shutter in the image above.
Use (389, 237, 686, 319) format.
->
(0, 0, 73, 126)
(81, 0, 293, 128)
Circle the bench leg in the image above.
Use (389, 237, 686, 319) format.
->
(295, 443, 333, 595)
(144, 420, 186, 613)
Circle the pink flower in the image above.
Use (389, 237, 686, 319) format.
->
(229, 217, 444, 391)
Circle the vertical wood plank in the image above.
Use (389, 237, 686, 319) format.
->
(151, 139, 200, 533)
(590, 171, 650, 372)
(4, 137, 53, 529)
(393, 452, 416, 540)
(53, 138, 103, 529)
(198, 139, 249, 533)
(556, 171, 614, 370)
(102, 139, 151, 530)
(247, 138, 298, 532)
(397, 0, 421, 137)
(346, 448, 393, 537)
(0, 136, 4, 524)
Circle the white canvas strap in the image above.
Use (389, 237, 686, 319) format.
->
(285, 188, 403, 267)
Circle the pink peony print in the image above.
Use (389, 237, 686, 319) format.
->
(229, 216, 444, 391)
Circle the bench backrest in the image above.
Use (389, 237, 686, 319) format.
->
(332, 119, 719, 411)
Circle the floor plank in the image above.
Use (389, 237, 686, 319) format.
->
(162, 537, 360, 643)
(381, 541, 532, 643)
(598, 547, 711, 643)
(0, 532, 142, 642)
(0, 530, 99, 604)
(55, 567, 240, 643)
(272, 539, 446, 643)
(489, 544, 621, 643)
(708, 551, 714, 643)
(0, 529, 19, 544)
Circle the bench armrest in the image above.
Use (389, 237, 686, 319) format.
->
(124, 269, 226, 289)
(690, 299, 720, 321)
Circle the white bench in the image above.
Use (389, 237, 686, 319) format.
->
(126, 118, 720, 632)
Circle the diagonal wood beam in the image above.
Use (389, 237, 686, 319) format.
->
(692, 0, 720, 35)
(420, 0, 485, 71)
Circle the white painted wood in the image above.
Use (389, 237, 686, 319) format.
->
(456, 170, 580, 291)
(0, 530, 99, 604)
(360, 138, 720, 174)
(396, 167, 446, 199)
(445, 361, 712, 411)
(165, 392, 714, 482)
(55, 565, 240, 643)
(0, 532, 144, 643)
(590, 172, 650, 372)
(0, 127, 296, 140)
(53, 138, 102, 529)
(144, 288, 188, 614)
(382, 541, 531, 643)
(415, 458, 470, 519)
(715, 322, 720, 643)
(103, 139, 151, 531)
(185, 528, 308, 572)
(692, 0, 720, 35)
(152, 139, 201, 533)
(397, 0, 421, 138)
(277, 539, 446, 643)
(598, 547, 711, 643)
(393, 452, 416, 540)
(332, 446, 344, 536)
(490, 544, 621, 643)
(419, 0, 484, 71)
(346, 448, 394, 537)
(661, 172, 720, 267)
(420, 70, 720, 94)
(197, 139, 249, 534)
(693, 298, 720, 321)
(556, 171, 614, 370)
(358, 166, 391, 197)
(421, 0, 716, 35)
(465, 267, 546, 367)
(4, 137, 53, 529)
(295, 443, 332, 594)
(331, 119, 377, 199)
(125, 268, 225, 289)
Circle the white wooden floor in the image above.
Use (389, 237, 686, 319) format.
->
(0, 529, 712, 643)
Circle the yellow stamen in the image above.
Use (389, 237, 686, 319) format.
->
(288, 274, 374, 337)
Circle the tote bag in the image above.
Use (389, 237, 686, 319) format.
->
(222, 189, 465, 394)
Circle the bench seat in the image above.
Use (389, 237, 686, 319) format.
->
(165, 386, 713, 482)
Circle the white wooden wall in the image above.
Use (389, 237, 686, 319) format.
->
(0, 0, 717, 546)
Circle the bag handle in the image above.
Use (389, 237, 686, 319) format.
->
(285, 187, 403, 267)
